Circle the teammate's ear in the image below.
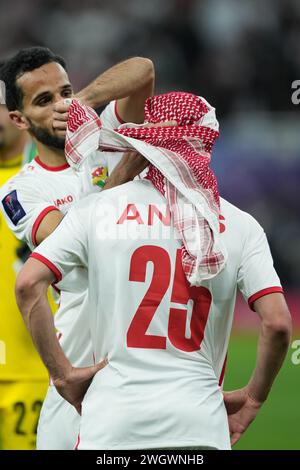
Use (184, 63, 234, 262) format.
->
(9, 110, 29, 131)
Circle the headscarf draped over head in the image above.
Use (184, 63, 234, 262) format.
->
(65, 92, 227, 285)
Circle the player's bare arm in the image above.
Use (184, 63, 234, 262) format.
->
(224, 293, 292, 446)
(15, 258, 107, 414)
(34, 209, 64, 246)
(53, 57, 155, 131)
(76, 57, 155, 123)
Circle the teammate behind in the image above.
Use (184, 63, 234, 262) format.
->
(0, 98, 51, 450)
(15, 179, 292, 449)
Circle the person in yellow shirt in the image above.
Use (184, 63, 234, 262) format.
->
(0, 102, 50, 450)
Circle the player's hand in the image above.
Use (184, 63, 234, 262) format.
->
(52, 357, 108, 415)
(52, 99, 72, 133)
(223, 387, 263, 446)
(103, 151, 148, 190)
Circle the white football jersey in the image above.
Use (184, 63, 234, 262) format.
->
(0, 100, 124, 369)
(32, 180, 283, 450)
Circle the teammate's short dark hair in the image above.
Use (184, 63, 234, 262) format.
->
(0, 47, 67, 111)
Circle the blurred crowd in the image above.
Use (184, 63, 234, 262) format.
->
(0, 0, 299, 287)
(1, 0, 300, 115)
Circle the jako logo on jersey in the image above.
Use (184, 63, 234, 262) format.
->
(2, 190, 26, 226)
(54, 195, 74, 207)
(92, 166, 108, 188)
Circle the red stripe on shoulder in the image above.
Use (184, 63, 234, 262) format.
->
(31, 206, 59, 247)
(248, 287, 284, 311)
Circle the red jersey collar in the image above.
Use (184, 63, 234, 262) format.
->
(35, 156, 70, 172)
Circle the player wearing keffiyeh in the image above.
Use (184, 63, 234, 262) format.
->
(14, 91, 292, 449)
(64, 92, 227, 286)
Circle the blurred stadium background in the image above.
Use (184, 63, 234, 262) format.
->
(0, 0, 299, 450)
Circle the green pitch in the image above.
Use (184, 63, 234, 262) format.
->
(224, 332, 300, 450)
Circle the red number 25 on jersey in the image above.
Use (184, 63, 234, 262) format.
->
(127, 246, 212, 353)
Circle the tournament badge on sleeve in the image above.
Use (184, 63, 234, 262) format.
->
(92, 166, 108, 188)
(2, 190, 26, 226)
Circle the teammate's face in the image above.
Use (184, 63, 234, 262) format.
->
(10, 62, 73, 149)
(0, 104, 22, 149)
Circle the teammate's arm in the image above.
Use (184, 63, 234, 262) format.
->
(76, 57, 155, 123)
(53, 57, 155, 130)
(224, 293, 291, 446)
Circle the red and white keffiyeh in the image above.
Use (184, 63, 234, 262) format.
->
(65, 92, 227, 285)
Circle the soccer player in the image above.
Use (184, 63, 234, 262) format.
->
(0, 47, 154, 449)
(15, 179, 292, 450)
(0, 101, 49, 450)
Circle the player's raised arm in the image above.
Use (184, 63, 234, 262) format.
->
(112, 58, 155, 124)
(76, 57, 154, 122)
(53, 57, 155, 130)
(53, 57, 154, 144)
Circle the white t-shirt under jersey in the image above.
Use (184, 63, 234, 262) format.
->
(0, 100, 124, 368)
(32, 179, 283, 450)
